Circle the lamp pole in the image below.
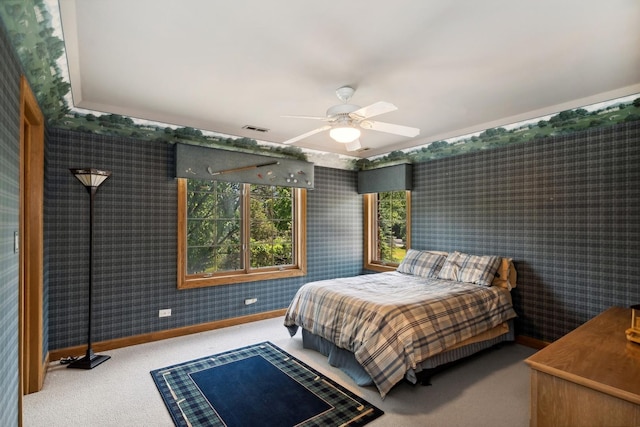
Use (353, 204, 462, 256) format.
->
(68, 168, 111, 369)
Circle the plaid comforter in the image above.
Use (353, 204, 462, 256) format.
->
(284, 272, 517, 398)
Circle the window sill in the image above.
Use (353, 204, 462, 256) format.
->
(178, 268, 306, 289)
(363, 262, 398, 273)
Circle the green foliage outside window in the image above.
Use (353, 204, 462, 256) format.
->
(186, 180, 242, 274)
(186, 180, 294, 274)
(376, 191, 407, 264)
(249, 185, 294, 268)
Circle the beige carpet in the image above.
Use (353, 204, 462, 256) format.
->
(23, 317, 536, 426)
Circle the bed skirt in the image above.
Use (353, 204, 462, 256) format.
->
(301, 319, 516, 387)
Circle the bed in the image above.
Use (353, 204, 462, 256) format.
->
(284, 250, 518, 398)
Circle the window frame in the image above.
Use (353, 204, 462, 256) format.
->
(177, 178, 307, 289)
(363, 191, 411, 272)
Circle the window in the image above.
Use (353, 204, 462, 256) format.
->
(177, 178, 306, 288)
(364, 191, 411, 271)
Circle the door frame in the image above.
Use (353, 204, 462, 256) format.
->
(18, 75, 45, 414)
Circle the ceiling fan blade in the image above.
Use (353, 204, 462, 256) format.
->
(345, 139, 362, 152)
(360, 120, 420, 138)
(349, 101, 397, 120)
(281, 114, 330, 121)
(281, 125, 331, 145)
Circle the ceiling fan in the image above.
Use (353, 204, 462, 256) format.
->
(281, 86, 420, 152)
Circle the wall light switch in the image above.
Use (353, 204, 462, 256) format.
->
(14, 231, 19, 253)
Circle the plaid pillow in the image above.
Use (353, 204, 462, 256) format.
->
(438, 251, 502, 286)
(397, 249, 447, 278)
(437, 251, 463, 281)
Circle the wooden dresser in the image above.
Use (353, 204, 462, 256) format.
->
(525, 307, 640, 427)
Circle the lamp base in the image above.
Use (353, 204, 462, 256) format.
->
(67, 352, 110, 370)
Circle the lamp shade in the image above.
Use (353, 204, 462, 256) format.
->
(329, 126, 361, 143)
(70, 168, 111, 188)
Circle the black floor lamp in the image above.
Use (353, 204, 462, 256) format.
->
(68, 168, 112, 369)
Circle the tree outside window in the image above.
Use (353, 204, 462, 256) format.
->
(177, 179, 306, 288)
(364, 191, 411, 271)
(376, 191, 408, 264)
(249, 185, 294, 268)
(186, 180, 242, 274)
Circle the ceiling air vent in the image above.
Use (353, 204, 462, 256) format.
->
(242, 125, 269, 133)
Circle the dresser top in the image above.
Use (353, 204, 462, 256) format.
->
(526, 306, 640, 404)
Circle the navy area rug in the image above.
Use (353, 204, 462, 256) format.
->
(150, 342, 384, 427)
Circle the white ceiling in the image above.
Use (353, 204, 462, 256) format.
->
(58, 0, 640, 158)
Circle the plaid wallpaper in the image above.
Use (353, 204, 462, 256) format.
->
(46, 129, 363, 349)
(0, 21, 22, 427)
(411, 121, 640, 341)
(46, 122, 640, 349)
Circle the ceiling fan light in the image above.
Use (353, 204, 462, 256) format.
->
(329, 126, 361, 143)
